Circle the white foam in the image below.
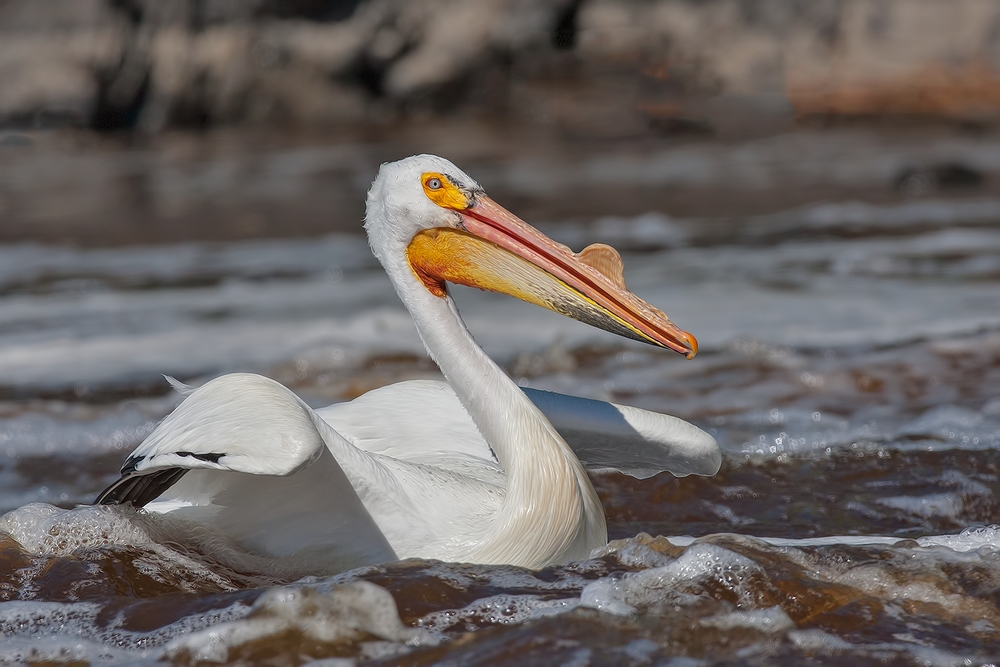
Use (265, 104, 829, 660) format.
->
(419, 594, 579, 633)
(664, 530, 1000, 552)
(405, 564, 593, 634)
(165, 583, 432, 663)
(1, 581, 432, 665)
(0, 503, 238, 592)
(0, 597, 250, 663)
(0, 503, 153, 556)
(903, 645, 994, 667)
(580, 543, 765, 616)
(0, 633, 139, 664)
(917, 525, 1000, 552)
(700, 535, 904, 548)
(734, 400, 1000, 460)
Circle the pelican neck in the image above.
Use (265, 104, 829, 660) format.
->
(384, 250, 607, 566)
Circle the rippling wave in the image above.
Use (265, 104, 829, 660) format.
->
(1, 197, 998, 664)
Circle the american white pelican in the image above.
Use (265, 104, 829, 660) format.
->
(96, 155, 720, 571)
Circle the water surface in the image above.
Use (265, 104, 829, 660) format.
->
(0, 196, 998, 665)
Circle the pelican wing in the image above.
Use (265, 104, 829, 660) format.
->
(96, 374, 398, 570)
(319, 379, 720, 479)
(316, 380, 499, 470)
(95, 374, 717, 570)
(522, 387, 721, 478)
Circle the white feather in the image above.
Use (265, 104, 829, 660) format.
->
(163, 375, 195, 396)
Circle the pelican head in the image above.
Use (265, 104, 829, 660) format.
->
(365, 154, 697, 358)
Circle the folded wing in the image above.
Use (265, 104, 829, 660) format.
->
(96, 373, 397, 571)
(319, 379, 721, 479)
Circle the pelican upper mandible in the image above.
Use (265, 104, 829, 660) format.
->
(95, 155, 720, 573)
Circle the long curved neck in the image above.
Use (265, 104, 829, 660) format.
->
(384, 251, 606, 567)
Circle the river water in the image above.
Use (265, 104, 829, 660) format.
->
(0, 192, 998, 665)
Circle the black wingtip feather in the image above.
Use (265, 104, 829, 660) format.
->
(176, 451, 224, 464)
(120, 455, 144, 475)
(95, 468, 188, 507)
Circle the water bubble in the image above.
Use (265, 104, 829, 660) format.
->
(325, 266, 343, 283)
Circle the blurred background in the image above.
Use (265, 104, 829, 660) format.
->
(1, 2, 1000, 663)
(4, 0, 1000, 243)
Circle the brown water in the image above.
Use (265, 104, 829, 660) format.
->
(1, 191, 999, 664)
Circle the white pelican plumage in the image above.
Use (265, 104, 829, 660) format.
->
(95, 155, 720, 572)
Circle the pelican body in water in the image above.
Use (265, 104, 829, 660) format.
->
(96, 155, 720, 571)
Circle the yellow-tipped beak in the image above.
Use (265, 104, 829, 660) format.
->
(406, 196, 697, 359)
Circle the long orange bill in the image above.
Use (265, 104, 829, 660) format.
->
(461, 196, 696, 357)
(407, 195, 697, 358)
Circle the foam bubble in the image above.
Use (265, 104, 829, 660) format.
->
(1, 584, 425, 664)
(0, 503, 153, 555)
(0, 634, 134, 664)
(581, 543, 766, 616)
(165, 582, 432, 663)
(0, 597, 250, 663)
(0, 503, 239, 592)
(917, 525, 1000, 553)
(419, 594, 579, 634)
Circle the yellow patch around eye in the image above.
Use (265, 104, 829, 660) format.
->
(422, 172, 470, 210)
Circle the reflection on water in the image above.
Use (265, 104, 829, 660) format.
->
(0, 196, 998, 664)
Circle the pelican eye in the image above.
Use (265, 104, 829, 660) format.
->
(422, 171, 470, 210)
